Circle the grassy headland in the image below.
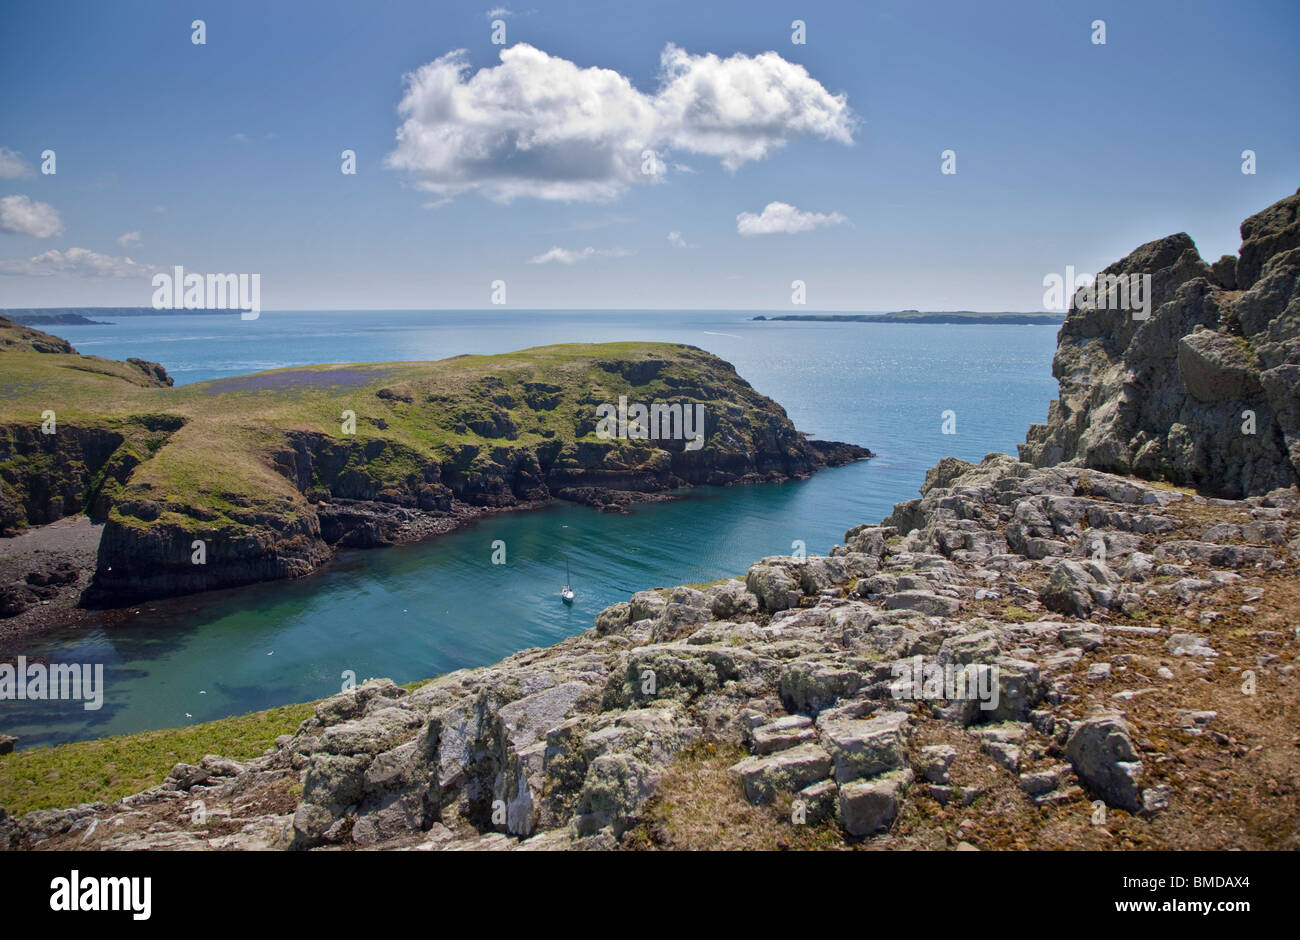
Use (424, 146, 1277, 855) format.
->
(0, 318, 869, 605)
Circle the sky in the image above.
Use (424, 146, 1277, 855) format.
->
(0, 0, 1297, 311)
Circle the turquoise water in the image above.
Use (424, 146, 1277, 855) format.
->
(5, 311, 1059, 747)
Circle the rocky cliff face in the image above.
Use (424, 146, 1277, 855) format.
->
(1020, 189, 1300, 498)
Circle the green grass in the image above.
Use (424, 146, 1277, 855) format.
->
(0, 702, 314, 816)
(0, 676, 443, 817)
(1001, 604, 1038, 622)
(681, 576, 739, 590)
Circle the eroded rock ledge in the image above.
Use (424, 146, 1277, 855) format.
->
(6, 455, 1295, 851)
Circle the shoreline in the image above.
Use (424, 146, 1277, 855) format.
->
(0, 464, 863, 656)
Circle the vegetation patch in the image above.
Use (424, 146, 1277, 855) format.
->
(0, 702, 313, 816)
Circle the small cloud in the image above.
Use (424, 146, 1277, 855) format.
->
(736, 201, 847, 236)
(486, 7, 513, 16)
(0, 194, 64, 238)
(421, 197, 454, 209)
(264, 132, 278, 140)
(672, 163, 697, 174)
(0, 148, 33, 179)
(117, 231, 142, 247)
(232, 133, 251, 144)
(527, 246, 633, 265)
(0, 246, 161, 278)
(667, 230, 695, 248)
(151, 205, 167, 214)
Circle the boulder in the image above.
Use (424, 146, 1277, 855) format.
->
(778, 660, 864, 714)
(729, 743, 833, 804)
(838, 769, 913, 836)
(704, 579, 759, 618)
(1041, 561, 1094, 618)
(752, 715, 816, 755)
(1064, 714, 1143, 812)
(820, 711, 910, 783)
(745, 558, 804, 611)
(918, 744, 956, 784)
(882, 590, 960, 617)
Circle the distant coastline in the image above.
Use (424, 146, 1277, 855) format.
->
(753, 311, 1065, 325)
(3, 307, 1067, 326)
(6, 312, 112, 326)
(3, 308, 242, 324)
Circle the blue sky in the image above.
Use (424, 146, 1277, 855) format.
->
(1, 0, 1297, 311)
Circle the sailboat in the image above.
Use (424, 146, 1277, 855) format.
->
(560, 561, 575, 604)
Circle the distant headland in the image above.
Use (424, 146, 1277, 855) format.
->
(2, 308, 243, 326)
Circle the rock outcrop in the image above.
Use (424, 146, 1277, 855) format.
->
(7, 455, 1294, 851)
(1021, 189, 1300, 498)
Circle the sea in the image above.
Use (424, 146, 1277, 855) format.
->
(4, 310, 1060, 748)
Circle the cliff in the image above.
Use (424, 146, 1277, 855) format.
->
(1020, 189, 1300, 497)
(0, 324, 870, 604)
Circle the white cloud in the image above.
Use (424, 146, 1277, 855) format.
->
(0, 247, 160, 278)
(654, 44, 856, 170)
(386, 43, 855, 203)
(526, 245, 633, 264)
(667, 230, 694, 248)
(0, 194, 64, 238)
(0, 148, 33, 179)
(117, 230, 142, 247)
(736, 201, 847, 236)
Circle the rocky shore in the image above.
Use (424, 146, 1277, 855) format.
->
(3, 456, 1295, 851)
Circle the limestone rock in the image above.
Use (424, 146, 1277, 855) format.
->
(1064, 714, 1143, 812)
(838, 769, 913, 836)
(1020, 189, 1300, 497)
(729, 743, 833, 804)
(820, 711, 910, 783)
